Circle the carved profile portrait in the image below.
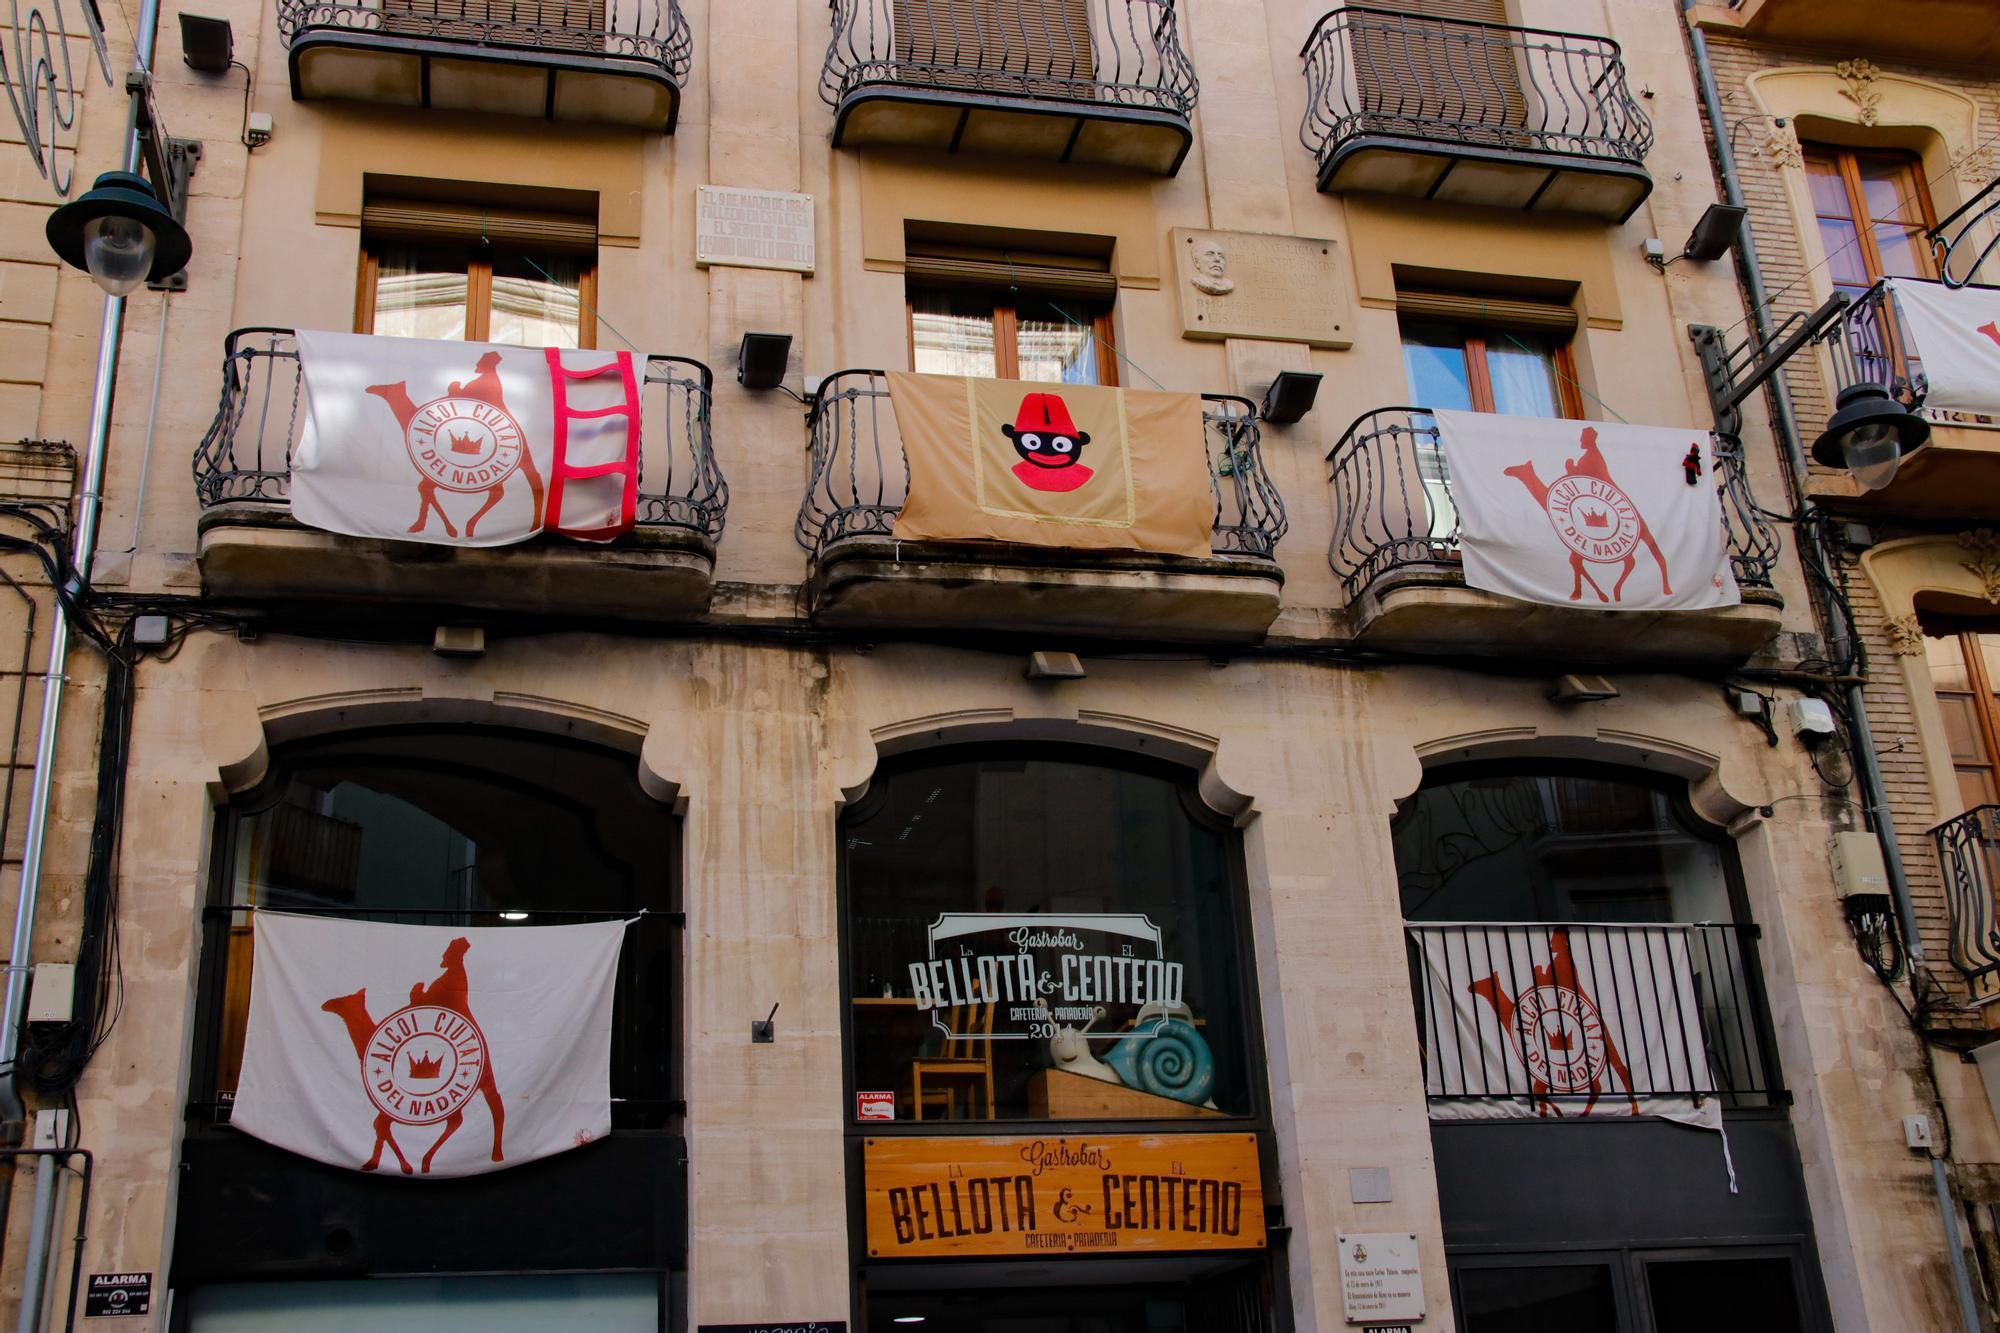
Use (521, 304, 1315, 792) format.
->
(1189, 237, 1235, 296)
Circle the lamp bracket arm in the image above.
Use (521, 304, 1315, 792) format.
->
(1690, 291, 1851, 434)
(123, 70, 199, 223)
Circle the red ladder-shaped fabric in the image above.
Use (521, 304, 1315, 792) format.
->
(543, 348, 641, 540)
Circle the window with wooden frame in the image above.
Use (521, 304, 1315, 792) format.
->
(1804, 144, 1937, 297)
(905, 244, 1118, 386)
(1924, 625, 2000, 810)
(356, 197, 599, 350)
(1398, 292, 1584, 419)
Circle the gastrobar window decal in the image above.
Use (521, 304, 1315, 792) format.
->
(910, 913, 1182, 1041)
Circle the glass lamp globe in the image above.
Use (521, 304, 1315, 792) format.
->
(81, 214, 157, 296)
(1840, 419, 1904, 491)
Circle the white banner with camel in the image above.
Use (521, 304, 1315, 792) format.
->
(1416, 924, 1720, 1133)
(231, 913, 628, 1178)
(290, 331, 642, 546)
(1432, 411, 1740, 612)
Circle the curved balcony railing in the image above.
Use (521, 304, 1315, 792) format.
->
(1932, 805, 2000, 985)
(193, 328, 727, 542)
(1299, 7, 1652, 175)
(796, 370, 1285, 561)
(277, 0, 692, 82)
(1931, 177, 2000, 290)
(1325, 407, 1777, 600)
(820, 0, 1197, 120)
(1816, 280, 1996, 431)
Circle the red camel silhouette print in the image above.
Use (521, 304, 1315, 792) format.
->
(1979, 321, 2000, 351)
(369, 351, 546, 539)
(1503, 425, 1673, 603)
(405, 936, 506, 1167)
(320, 989, 416, 1174)
(318, 936, 504, 1175)
(1467, 928, 1639, 1119)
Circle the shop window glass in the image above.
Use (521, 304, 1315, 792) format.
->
(1646, 1256, 1802, 1333)
(1456, 1263, 1617, 1333)
(199, 729, 676, 1129)
(189, 1274, 656, 1332)
(843, 749, 1256, 1123)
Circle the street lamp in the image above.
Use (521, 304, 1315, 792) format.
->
(45, 170, 192, 295)
(1810, 382, 1931, 491)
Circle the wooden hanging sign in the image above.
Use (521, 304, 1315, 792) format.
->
(863, 1133, 1265, 1259)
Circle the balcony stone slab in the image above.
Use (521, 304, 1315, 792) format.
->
(1346, 566, 1784, 666)
(808, 537, 1283, 643)
(1807, 421, 2000, 520)
(198, 504, 716, 623)
(830, 90, 1193, 175)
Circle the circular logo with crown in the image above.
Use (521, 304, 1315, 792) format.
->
(1513, 984, 1609, 1094)
(405, 395, 525, 494)
(1544, 474, 1641, 563)
(362, 1004, 488, 1125)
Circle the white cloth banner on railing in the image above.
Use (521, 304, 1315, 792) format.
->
(1433, 410, 1739, 611)
(232, 913, 628, 1178)
(1887, 278, 2000, 416)
(1417, 925, 1721, 1133)
(292, 331, 642, 547)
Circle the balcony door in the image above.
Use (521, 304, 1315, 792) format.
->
(892, 0, 1095, 97)
(1353, 0, 1528, 148)
(1924, 626, 2000, 810)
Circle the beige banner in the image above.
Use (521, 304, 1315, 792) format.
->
(888, 373, 1213, 557)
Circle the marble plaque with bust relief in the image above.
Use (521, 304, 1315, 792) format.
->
(1170, 228, 1354, 349)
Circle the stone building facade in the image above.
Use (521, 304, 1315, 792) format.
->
(0, 0, 1984, 1329)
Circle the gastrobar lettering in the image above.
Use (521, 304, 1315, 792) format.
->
(865, 1134, 1265, 1259)
(910, 914, 1185, 1040)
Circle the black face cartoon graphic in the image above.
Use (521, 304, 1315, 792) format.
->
(1003, 392, 1095, 494)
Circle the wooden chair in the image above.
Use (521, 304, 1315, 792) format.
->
(911, 983, 996, 1120)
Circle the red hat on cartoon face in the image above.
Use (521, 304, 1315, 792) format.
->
(1013, 393, 1079, 438)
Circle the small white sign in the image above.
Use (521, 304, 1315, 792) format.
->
(1338, 1232, 1424, 1325)
(696, 186, 815, 274)
(856, 1091, 895, 1121)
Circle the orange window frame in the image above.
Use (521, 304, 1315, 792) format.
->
(1929, 628, 2000, 808)
(355, 243, 599, 349)
(1803, 144, 1939, 283)
(904, 294, 1119, 387)
(1404, 319, 1586, 419)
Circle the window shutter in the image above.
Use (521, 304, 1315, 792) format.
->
(892, 0, 1094, 96)
(905, 246, 1115, 302)
(361, 199, 598, 253)
(1353, 0, 1529, 150)
(1395, 289, 1577, 332)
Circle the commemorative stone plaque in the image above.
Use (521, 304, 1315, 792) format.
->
(1170, 228, 1354, 349)
(1338, 1232, 1425, 1325)
(696, 186, 815, 274)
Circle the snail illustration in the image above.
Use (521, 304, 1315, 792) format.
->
(1040, 999, 1118, 1084)
(1101, 1001, 1217, 1108)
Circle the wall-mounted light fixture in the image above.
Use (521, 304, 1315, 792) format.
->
(44, 72, 199, 293)
(1811, 382, 1930, 491)
(737, 332, 792, 390)
(1645, 202, 1748, 271)
(178, 13, 234, 73)
(1259, 371, 1322, 425)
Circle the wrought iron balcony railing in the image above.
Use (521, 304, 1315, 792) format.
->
(1931, 178, 2000, 289)
(820, 0, 1197, 122)
(1816, 280, 1995, 431)
(193, 328, 727, 543)
(1326, 407, 1778, 600)
(1299, 7, 1652, 212)
(1407, 922, 1781, 1109)
(279, 0, 692, 128)
(1931, 805, 2000, 985)
(796, 371, 1285, 561)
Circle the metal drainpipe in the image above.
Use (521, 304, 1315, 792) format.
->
(1681, 1, 1924, 960)
(3, 0, 160, 1317)
(1683, 7, 1980, 1331)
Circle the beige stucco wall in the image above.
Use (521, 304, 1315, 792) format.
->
(0, 0, 1979, 1328)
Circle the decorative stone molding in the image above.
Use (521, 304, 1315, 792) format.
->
(1961, 529, 2000, 603)
(1885, 614, 1925, 657)
(1764, 123, 1804, 171)
(1835, 58, 1883, 126)
(1963, 142, 1999, 189)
